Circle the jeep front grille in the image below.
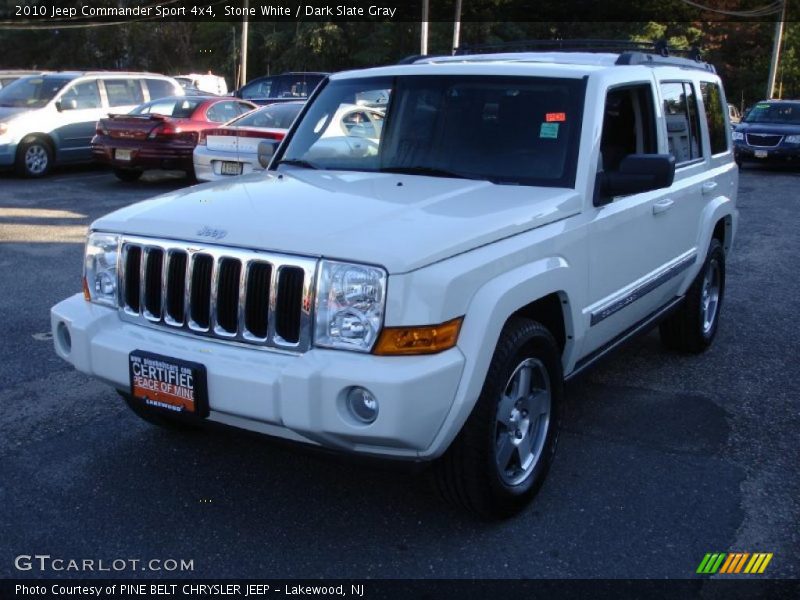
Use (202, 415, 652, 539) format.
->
(118, 236, 317, 352)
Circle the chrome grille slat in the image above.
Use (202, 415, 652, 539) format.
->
(117, 236, 316, 353)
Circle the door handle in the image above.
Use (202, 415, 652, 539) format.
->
(652, 198, 674, 215)
(702, 181, 718, 195)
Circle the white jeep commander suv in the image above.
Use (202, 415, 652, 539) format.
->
(52, 45, 738, 518)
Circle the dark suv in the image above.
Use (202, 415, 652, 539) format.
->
(733, 100, 800, 167)
(233, 71, 327, 105)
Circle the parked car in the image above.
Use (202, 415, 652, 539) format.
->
(175, 73, 228, 96)
(52, 45, 738, 518)
(728, 103, 741, 125)
(0, 70, 42, 90)
(233, 72, 328, 105)
(92, 96, 257, 181)
(0, 71, 182, 177)
(194, 101, 304, 181)
(732, 99, 800, 167)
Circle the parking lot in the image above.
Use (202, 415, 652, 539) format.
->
(0, 164, 798, 579)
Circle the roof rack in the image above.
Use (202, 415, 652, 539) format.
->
(453, 39, 714, 73)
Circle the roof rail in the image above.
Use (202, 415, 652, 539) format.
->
(453, 39, 714, 72)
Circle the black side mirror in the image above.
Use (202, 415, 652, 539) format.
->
(56, 99, 77, 112)
(257, 140, 278, 168)
(595, 154, 676, 206)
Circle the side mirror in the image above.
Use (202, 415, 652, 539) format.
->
(56, 99, 78, 111)
(257, 140, 278, 168)
(595, 154, 675, 206)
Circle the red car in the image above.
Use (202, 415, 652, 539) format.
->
(92, 96, 257, 181)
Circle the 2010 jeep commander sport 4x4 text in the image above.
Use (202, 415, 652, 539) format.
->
(51, 44, 738, 518)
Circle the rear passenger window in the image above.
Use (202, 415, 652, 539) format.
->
(206, 101, 241, 123)
(700, 82, 729, 155)
(61, 80, 101, 109)
(145, 79, 177, 101)
(599, 84, 657, 173)
(661, 82, 704, 164)
(103, 79, 144, 107)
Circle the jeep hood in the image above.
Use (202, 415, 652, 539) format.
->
(93, 168, 581, 274)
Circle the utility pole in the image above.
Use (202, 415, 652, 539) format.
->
(766, 0, 786, 99)
(241, 0, 249, 88)
(453, 0, 462, 54)
(421, 0, 429, 55)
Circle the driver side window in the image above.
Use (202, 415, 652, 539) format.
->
(61, 80, 101, 110)
(600, 84, 657, 173)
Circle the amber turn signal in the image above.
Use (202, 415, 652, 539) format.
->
(373, 317, 463, 356)
(82, 276, 91, 301)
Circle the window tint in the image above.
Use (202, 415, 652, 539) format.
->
(0, 76, 71, 108)
(743, 101, 800, 124)
(146, 79, 178, 101)
(206, 101, 242, 123)
(60, 80, 101, 109)
(240, 77, 274, 100)
(233, 103, 303, 129)
(661, 82, 704, 164)
(276, 75, 322, 99)
(599, 84, 657, 172)
(700, 82, 728, 155)
(235, 102, 254, 115)
(103, 79, 144, 107)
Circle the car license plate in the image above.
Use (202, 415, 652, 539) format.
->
(221, 161, 242, 176)
(129, 351, 208, 417)
(754, 150, 768, 158)
(115, 149, 133, 161)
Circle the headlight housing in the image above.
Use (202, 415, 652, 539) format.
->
(785, 134, 800, 144)
(314, 260, 387, 352)
(731, 131, 744, 141)
(83, 232, 120, 307)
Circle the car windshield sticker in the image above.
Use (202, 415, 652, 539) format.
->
(546, 112, 566, 122)
(755, 103, 770, 109)
(540, 122, 559, 138)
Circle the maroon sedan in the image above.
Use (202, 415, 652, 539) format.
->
(92, 96, 257, 181)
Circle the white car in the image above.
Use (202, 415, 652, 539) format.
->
(193, 101, 304, 181)
(52, 46, 738, 518)
(175, 73, 228, 96)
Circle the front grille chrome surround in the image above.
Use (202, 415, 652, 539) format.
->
(118, 236, 317, 353)
(746, 133, 783, 148)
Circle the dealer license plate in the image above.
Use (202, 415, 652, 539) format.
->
(221, 161, 242, 176)
(754, 150, 768, 158)
(129, 351, 208, 417)
(115, 149, 133, 161)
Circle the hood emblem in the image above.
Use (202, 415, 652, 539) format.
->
(197, 226, 227, 240)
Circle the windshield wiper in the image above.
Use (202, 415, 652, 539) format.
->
(276, 158, 319, 170)
(379, 165, 487, 181)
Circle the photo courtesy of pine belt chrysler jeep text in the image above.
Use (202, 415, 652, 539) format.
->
(51, 45, 739, 518)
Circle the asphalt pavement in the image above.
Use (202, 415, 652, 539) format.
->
(0, 164, 798, 579)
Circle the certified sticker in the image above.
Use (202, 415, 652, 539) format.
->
(540, 122, 560, 138)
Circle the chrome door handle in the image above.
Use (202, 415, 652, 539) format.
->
(702, 181, 718, 195)
(652, 198, 674, 215)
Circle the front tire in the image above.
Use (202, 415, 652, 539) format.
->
(659, 238, 726, 353)
(15, 137, 53, 178)
(434, 318, 562, 519)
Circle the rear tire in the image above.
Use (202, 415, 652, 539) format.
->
(120, 392, 198, 431)
(15, 137, 53, 178)
(113, 168, 143, 182)
(659, 238, 725, 354)
(434, 317, 562, 519)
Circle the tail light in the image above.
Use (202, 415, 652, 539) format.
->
(96, 123, 108, 136)
(197, 131, 207, 146)
(147, 124, 198, 144)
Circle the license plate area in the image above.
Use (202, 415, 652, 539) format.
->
(129, 351, 208, 418)
(221, 161, 242, 175)
(115, 149, 133, 161)
(754, 150, 768, 158)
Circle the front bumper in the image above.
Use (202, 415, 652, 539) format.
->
(51, 294, 465, 459)
(734, 143, 800, 163)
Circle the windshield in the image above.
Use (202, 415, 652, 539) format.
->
(0, 76, 71, 108)
(278, 75, 586, 187)
(232, 102, 303, 129)
(744, 102, 800, 125)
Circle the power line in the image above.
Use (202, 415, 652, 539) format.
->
(679, 0, 783, 18)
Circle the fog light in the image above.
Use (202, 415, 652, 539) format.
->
(56, 321, 72, 355)
(346, 387, 378, 424)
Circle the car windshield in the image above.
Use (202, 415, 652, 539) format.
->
(231, 103, 303, 129)
(0, 76, 71, 108)
(744, 102, 800, 125)
(278, 75, 586, 187)
(130, 97, 204, 118)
